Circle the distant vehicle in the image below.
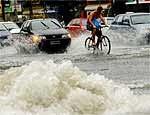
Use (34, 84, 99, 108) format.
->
(0, 21, 21, 34)
(0, 23, 11, 46)
(66, 18, 88, 38)
(109, 12, 150, 44)
(19, 18, 71, 53)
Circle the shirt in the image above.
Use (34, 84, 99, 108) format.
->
(92, 18, 101, 29)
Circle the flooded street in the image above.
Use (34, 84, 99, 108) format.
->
(0, 32, 150, 115)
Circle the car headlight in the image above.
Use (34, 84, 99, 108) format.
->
(31, 35, 46, 44)
(62, 34, 71, 38)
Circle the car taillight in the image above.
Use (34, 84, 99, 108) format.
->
(81, 25, 85, 31)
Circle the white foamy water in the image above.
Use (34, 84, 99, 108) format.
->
(0, 35, 40, 56)
(13, 36, 40, 54)
(106, 28, 149, 47)
(0, 60, 150, 115)
(68, 32, 91, 55)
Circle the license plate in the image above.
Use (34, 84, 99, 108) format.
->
(50, 41, 60, 45)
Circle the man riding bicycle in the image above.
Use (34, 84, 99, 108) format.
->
(87, 6, 108, 46)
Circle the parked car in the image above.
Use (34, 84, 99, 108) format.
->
(0, 23, 12, 46)
(66, 18, 88, 38)
(19, 18, 71, 53)
(0, 21, 21, 34)
(109, 12, 150, 44)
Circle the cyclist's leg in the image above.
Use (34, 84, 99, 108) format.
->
(96, 29, 102, 40)
(95, 29, 102, 48)
(92, 28, 97, 45)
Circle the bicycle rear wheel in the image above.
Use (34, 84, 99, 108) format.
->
(97, 35, 111, 54)
(85, 37, 93, 50)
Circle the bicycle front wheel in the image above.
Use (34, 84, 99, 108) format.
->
(98, 35, 111, 54)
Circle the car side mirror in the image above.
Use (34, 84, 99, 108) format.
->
(122, 19, 130, 26)
(111, 21, 116, 25)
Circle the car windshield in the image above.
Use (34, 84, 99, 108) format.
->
(0, 24, 7, 31)
(31, 19, 61, 30)
(3, 23, 20, 30)
(68, 18, 87, 26)
(131, 14, 150, 25)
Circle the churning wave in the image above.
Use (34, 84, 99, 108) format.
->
(0, 35, 40, 54)
(0, 60, 150, 115)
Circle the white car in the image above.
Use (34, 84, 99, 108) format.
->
(109, 13, 150, 44)
(0, 21, 21, 34)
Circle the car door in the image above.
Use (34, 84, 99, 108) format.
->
(121, 15, 136, 39)
(109, 15, 124, 31)
(109, 15, 129, 42)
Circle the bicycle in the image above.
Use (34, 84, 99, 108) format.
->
(85, 26, 111, 55)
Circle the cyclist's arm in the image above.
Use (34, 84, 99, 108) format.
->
(88, 12, 96, 28)
(100, 14, 108, 26)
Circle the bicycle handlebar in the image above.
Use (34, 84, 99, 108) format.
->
(101, 25, 109, 28)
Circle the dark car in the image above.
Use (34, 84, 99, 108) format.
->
(0, 23, 11, 46)
(109, 12, 150, 44)
(19, 18, 71, 52)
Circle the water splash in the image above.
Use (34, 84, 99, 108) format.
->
(68, 32, 92, 55)
(0, 35, 40, 54)
(0, 60, 150, 115)
(0, 36, 13, 49)
(106, 27, 150, 47)
(13, 35, 40, 54)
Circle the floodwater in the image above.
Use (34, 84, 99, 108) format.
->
(0, 29, 150, 115)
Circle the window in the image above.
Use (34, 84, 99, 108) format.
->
(131, 14, 150, 25)
(31, 20, 60, 30)
(22, 21, 29, 29)
(0, 24, 7, 31)
(69, 19, 80, 26)
(122, 16, 130, 25)
(3, 23, 20, 30)
(116, 15, 124, 25)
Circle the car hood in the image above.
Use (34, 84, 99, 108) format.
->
(31, 28, 69, 36)
(0, 31, 11, 37)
